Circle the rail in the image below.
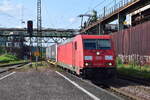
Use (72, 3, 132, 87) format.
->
(0, 62, 30, 73)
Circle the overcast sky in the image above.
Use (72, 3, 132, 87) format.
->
(0, 0, 117, 29)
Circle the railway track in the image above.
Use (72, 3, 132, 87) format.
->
(105, 86, 136, 100)
(117, 73, 150, 86)
(85, 79, 139, 100)
(100, 76, 150, 100)
(84, 77, 150, 100)
(46, 61, 142, 100)
(47, 61, 150, 100)
(0, 62, 30, 73)
(112, 74, 150, 100)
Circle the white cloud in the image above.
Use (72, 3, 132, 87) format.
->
(69, 17, 77, 23)
(0, 0, 14, 12)
(15, 25, 23, 28)
(0, 0, 22, 12)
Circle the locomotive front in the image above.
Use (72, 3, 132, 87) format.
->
(81, 35, 116, 79)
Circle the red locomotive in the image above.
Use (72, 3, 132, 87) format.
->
(46, 35, 116, 79)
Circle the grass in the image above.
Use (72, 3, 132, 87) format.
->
(31, 61, 47, 68)
(18, 61, 50, 72)
(116, 57, 150, 79)
(0, 54, 30, 66)
(0, 54, 19, 63)
(0, 60, 29, 67)
(31, 61, 60, 70)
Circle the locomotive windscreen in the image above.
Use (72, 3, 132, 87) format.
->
(83, 39, 111, 50)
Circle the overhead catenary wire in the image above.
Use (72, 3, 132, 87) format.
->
(105, 0, 116, 9)
(81, 0, 118, 23)
(64, 17, 80, 29)
(0, 11, 20, 21)
(0, 5, 35, 27)
(43, 0, 56, 28)
(65, 0, 108, 28)
(64, 0, 107, 28)
(84, 0, 106, 14)
(0, 11, 24, 28)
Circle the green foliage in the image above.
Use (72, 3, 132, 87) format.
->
(116, 55, 150, 79)
(0, 54, 19, 63)
(0, 60, 29, 67)
(0, 47, 5, 55)
(116, 57, 123, 65)
(91, 10, 98, 22)
(117, 64, 150, 79)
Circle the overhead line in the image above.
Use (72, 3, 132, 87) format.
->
(67, 0, 107, 28)
(43, 0, 56, 28)
(0, 11, 19, 20)
(105, 0, 115, 8)
(84, 0, 106, 14)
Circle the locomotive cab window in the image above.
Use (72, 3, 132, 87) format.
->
(83, 39, 111, 50)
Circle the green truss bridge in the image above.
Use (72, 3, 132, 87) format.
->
(0, 28, 79, 38)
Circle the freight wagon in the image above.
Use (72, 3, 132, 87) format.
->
(112, 20, 150, 65)
(46, 44, 57, 61)
(46, 35, 116, 79)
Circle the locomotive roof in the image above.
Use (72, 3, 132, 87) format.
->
(58, 37, 74, 46)
(81, 34, 111, 39)
(58, 34, 111, 46)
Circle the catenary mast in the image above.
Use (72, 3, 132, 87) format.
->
(37, 0, 42, 59)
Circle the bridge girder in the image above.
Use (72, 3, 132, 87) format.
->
(0, 28, 78, 38)
(80, 0, 150, 34)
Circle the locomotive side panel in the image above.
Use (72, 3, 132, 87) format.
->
(57, 35, 84, 72)
(57, 41, 74, 70)
(74, 36, 84, 68)
(72, 36, 84, 73)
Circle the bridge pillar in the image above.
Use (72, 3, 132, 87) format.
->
(98, 23, 105, 35)
(118, 13, 126, 30)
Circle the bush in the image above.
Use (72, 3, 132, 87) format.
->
(117, 63, 150, 79)
(0, 47, 5, 55)
(0, 54, 19, 63)
(116, 57, 123, 65)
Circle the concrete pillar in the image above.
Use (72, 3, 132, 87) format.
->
(98, 23, 105, 35)
(118, 13, 126, 30)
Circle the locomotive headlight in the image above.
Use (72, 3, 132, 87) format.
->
(85, 63, 89, 66)
(108, 63, 112, 66)
(96, 52, 100, 55)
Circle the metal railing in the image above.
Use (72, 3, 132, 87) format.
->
(99, 0, 138, 19)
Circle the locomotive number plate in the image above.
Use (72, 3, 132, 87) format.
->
(96, 56, 102, 60)
(105, 56, 113, 60)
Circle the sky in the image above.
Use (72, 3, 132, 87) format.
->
(0, 0, 118, 29)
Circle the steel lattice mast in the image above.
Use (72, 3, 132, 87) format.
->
(37, 0, 42, 59)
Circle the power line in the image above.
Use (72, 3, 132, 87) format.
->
(43, 0, 56, 28)
(93, 0, 107, 9)
(84, 0, 106, 14)
(66, 0, 107, 28)
(65, 18, 80, 29)
(105, 0, 115, 7)
(0, 11, 20, 20)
